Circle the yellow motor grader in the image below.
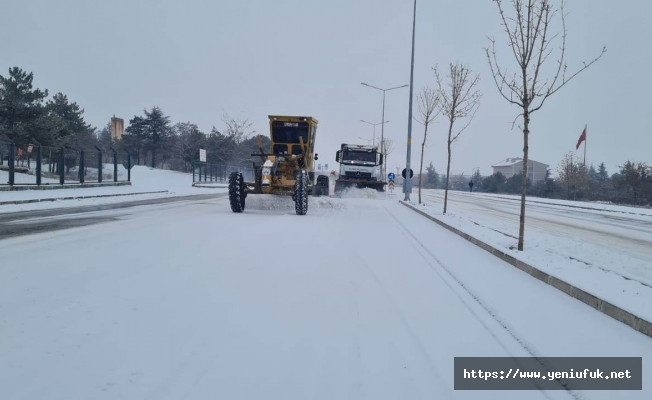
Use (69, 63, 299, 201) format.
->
(228, 115, 330, 215)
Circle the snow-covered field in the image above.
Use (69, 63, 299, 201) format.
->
(417, 190, 652, 324)
(0, 194, 650, 399)
(0, 165, 227, 213)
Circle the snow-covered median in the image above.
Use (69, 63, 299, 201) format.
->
(404, 197, 652, 325)
(0, 165, 227, 213)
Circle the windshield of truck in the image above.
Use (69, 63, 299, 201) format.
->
(271, 121, 309, 144)
(342, 149, 376, 164)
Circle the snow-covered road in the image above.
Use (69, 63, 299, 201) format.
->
(424, 191, 652, 258)
(424, 190, 652, 284)
(1, 194, 650, 399)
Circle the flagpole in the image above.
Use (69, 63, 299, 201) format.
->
(583, 124, 587, 166)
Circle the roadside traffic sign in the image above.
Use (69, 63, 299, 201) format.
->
(388, 172, 396, 181)
(401, 168, 414, 179)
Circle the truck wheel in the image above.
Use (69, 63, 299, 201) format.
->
(316, 175, 329, 196)
(294, 171, 308, 215)
(228, 171, 246, 212)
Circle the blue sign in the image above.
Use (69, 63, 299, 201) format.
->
(388, 172, 396, 181)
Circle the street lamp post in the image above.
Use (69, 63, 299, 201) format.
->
(361, 83, 408, 180)
(404, 0, 417, 201)
(360, 120, 389, 147)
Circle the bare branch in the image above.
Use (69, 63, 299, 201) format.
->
(451, 102, 480, 143)
(488, 0, 606, 116)
(380, 137, 394, 157)
(415, 86, 441, 126)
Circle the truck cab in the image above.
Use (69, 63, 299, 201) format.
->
(334, 144, 385, 194)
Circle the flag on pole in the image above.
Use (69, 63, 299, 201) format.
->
(576, 126, 587, 150)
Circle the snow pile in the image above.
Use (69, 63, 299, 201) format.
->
(338, 187, 383, 199)
(244, 195, 346, 211)
(244, 195, 294, 211)
(311, 197, 346, 210)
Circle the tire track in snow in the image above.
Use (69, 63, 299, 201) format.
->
(350, 252, 455, 399)
(383, 204, 581, 400)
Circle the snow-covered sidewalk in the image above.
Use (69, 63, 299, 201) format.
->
(405, 196, 652, 326)
(0, 165, 227, 214)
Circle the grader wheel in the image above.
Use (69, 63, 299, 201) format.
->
(294, 171, 309, 215)
(228, 171, 246, 213)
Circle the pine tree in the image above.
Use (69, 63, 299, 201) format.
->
(472, 170, 482, 186)
(615, 161, 650, 204)
(123, 116, 148, 165)
(0, 67, 48, 146)
(425, 162, 439, 188)
(598, 162, 608, 181)
(588, 164, 599, 182)
(46, 92, 92, 147)
(143, 106, 173, 168)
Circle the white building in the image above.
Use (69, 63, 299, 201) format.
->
(491, 157, 549, 183)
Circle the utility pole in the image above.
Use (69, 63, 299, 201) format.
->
(404, 0, 417, 201)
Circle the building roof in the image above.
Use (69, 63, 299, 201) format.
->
(492, 157, 522, 167)
(491, 157, 548, 168)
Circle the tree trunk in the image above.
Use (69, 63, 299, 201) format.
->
(443, 120, 453, 214)
(518, 111, 530, 251)
(418, 124, 428, 204)
(151, 149, 156, 168)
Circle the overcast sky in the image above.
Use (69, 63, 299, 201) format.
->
(2, 0, 650, 177)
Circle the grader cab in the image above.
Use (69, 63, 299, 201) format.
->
(228, 115, 330, 215)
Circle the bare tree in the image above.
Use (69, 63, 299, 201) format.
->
(434, 63, 481, 214)
(221, 112, 255, 165)
(414, 87, 441, 204)
(485, 0, 606, 250)
(557, 151, 588, 200)
(380, 137, 394, 174)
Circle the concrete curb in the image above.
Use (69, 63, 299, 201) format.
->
(0, 182, 131, 192)
(399, 200, 652, 339)
(0, 190, 169, 206)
